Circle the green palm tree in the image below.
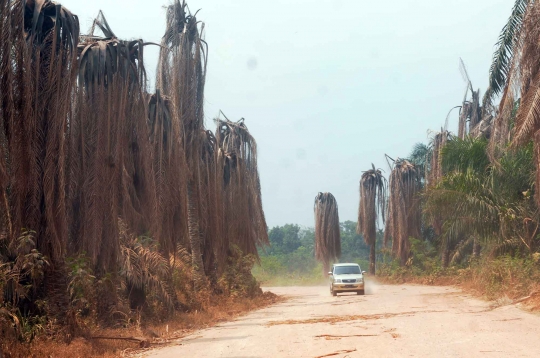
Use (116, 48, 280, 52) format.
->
(426, 136, 537, 263)
(357, 165, 387, 274)
(483, 0, 531, 110)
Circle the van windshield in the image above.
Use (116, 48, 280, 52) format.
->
(334, 266, 361, 275)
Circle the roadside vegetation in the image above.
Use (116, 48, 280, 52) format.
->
(363, 0, 540, 309)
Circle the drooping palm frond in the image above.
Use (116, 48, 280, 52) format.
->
(147, 91, 189, 256)
(423, 130, 450, 241)
(384, 159, 421, 265)
(427, 131, 451, 186)
(198, 129, 223, 279)
(488, 94, 518, 161)
(314, 192, 341, 273)
(69, 13, 150, 273)
(483, 0, 531, 109)
(511, 3, 540, 147)
(357, 165, 387, 274)
(0, 0, 79, 266)
(157, 0, 208, 287)
(216, 117, 268, 265)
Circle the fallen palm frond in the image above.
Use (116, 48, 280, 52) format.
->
(314, 349, 357, 358)
(357, 164, 387, 274)
(314, 192, 341, 273)
(314, 334, 378, 339)
(267, 310, 446, 326)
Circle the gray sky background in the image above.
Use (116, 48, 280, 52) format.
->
(63, 0, 512, 228)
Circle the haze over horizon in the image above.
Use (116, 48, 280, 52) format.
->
(62, 0, 513, 228)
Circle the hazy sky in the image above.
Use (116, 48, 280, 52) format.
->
(62, 0, 512, 228)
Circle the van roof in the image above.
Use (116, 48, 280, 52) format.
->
(332, 263, 360, 267)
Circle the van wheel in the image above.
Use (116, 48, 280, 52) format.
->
(332, 290, 337, 297)
(357, 290, 364, 295)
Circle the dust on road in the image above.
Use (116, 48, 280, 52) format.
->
(141, 282, 540, 357)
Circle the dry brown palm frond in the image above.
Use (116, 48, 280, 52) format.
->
(357, 164, 387, 274)
(0, 0, 79, 268)
(147, 91, 189, 256)
(216, 116, 268, 265)
(314, 192, 341, 274)
(507, 3, 540, 209)
(157, 0, 209, 288)
(384, 159, 421, 266)
(427, 130, 450, 239)
(488, 90, 516, 163)
(428, 130, 451, 186)
(357, 164, 387, 245)
(69, 12, 151, 273)
(198, 129, 223, 279)
(511, 3, 540, 147)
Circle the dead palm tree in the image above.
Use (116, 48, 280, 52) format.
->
(314, 192, 341, 274)
(216, 116, 268, 268)
(157, 0, 209, 288)
(384, 158, 421, 266)
(70, 12, 150, 273)
(426, 130, 451, 262)
(198, 129, 223, 280)
(357, 165, 386, 275)
(0, 0, 79, 269)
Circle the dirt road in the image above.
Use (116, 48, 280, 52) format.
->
(143, 282, 540, 357)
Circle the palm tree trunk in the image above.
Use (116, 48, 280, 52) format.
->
(442, 248, 450, 268)
(369, 244, 376, 274)
(473, 238, 481, 258)
(187, 179, 206, 289)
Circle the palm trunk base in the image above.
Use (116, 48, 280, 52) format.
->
(369, 244, 376, 275)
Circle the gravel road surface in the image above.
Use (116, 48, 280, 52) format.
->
(142, 282, 540, 357)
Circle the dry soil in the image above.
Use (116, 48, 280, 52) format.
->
(140, 282, 540, 357)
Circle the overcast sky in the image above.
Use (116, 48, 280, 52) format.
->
(62, 0, 512, 228)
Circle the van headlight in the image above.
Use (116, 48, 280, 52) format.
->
(334, 279, 342, 283)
